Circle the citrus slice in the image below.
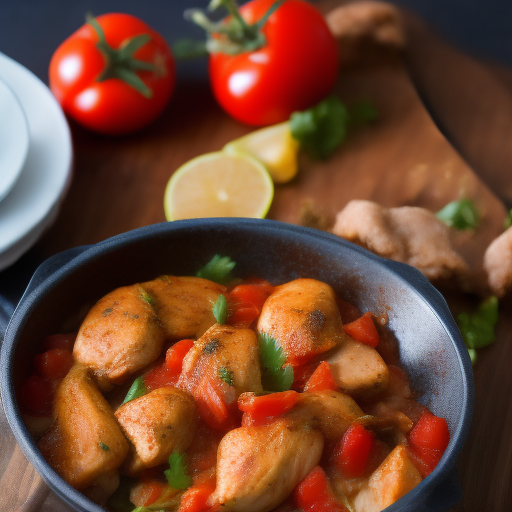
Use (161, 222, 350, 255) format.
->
(223, 121, 299, 184)
(164, 152, 274, 221)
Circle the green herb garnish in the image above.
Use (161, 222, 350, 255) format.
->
(457, 296, 499, 364)
(196, 255, 236, 285)
(504, 208, 512, 230)
(99, 441, 110, 451)
(122, 376, 147, 405)
(290, 96, 377, 160)
(139, 287, 154, 305)
(165, 451, 192, 490)
(218, 366, 234, 386)
(436, 199, 480, 230)
(258, 332, 294, 391)
(213, 294, 228, 324)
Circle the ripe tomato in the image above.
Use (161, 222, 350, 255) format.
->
(209, 0, 339, 126)
(49, 13, 175, 135)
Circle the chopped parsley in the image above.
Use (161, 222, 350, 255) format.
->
(218, 366, 234, 386)
(99, 441, 110, 451)
(213, 294, 228, 324)
(258, 332, 294, 391)
(139, 288, 154, 305)
(436, 199, 480, 230)
(196, 255, 236, 285)
(165, 451, 192, 490)
(122, 376, 147, 405)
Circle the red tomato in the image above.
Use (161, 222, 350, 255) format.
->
(304, 361, 338, 393)
(179, 479, 216, 512)
(34, 349, 74, 380)
(42, 333, 76, 351)
(209, 0, 339, 125)
(227, 281, 274, 326)
(165, 339, 194, 376)
(343, 312, 380, 347)
(334, 423, 375, 478)
(194, 377, 237, 431)
(144, 360, 175, 390)
(20, 374, 54, 415)
(49, 13, 175, 134)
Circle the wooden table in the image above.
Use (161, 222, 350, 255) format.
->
(1, 2, 512, 511)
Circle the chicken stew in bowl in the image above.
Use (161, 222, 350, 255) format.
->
(20, 255, 450, 512)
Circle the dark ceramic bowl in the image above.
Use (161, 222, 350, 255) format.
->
(0, 219, 474, 512)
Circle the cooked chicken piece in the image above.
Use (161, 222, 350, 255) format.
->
(289, 390, 365, 441)
(353, 446, 422, 512)
(257, 279, 347, 365)
(73, 284, 165, 390)
(332, 200, 468, 282)
(325, 339, 389, 398)
(212, 418, 324, 512)
(142, 276, 227, 339)
(179, 324, 262, 397)
(484, 227, 512, 297)
(38, 364, 129, 490)
(115, 387, 197, 475)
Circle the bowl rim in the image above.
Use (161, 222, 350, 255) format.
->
(0, 218, 474, 512)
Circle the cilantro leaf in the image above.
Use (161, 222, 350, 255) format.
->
(213, 294, 228, 324)
(196, 255, 236, 285)
(165, 451, 192, 490)
(436, 199, 480, 230)
(258, 332, 294, 391)
(218, 366, 234, 386)
(457, 296, 499, 364)
(290, 96, 350, 159)
(99, 441, 110, 451)
(122, 376, 147, 405)
(504, 208, 512, 230)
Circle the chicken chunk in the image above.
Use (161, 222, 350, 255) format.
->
(257, 279, 347, 365)
(179, 324, 262, 397)
(142, 276, 227, 339)
(73, 285, 165, 390)
(213, 418, 324, 512)
(353, 446, 422, 512)
(332, 200, 468, 282)
(289, 390, 365, 441)
(325, 339, 389, 398)
(483, 227, 512, 297)
(115, 387, 197, 475)
(38, 364, 129, 490)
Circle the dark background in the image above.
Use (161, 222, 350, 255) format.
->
(0, 0, 511, 84)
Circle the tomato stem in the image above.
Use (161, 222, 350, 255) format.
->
(175, 0, 286, 58)
(87, 15, 156, 98)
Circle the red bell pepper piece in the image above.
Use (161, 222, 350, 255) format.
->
(144, 361, 175, 391)
(334, 423, 375, 478)
(304, 361, 338, 392)
(227, 281, 274, 326)
(195, 377, 236, 431)
(34, 349, 74, 380)
(294, 466, 347, 512)
(179, 479, 216, 512)
(238, 390, 299, 426)
(408, 410, 450, 476)
(166, 339, 194, 376)
(143, 481, 167, 506)
(336, 298, 361, 324)
(42, 332, 76, 351)
(343, 312, 380, 348)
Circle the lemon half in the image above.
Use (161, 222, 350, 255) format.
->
(164, 152, 274, 221)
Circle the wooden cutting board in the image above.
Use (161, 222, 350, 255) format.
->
(2, 2, 512, 511)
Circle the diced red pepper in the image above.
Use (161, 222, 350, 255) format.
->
(408, 410, 450, 477)
(304, 361, 338, 392)
(42, 333, 76, 352)
(294, 466, 347, 512)
(336, 298, 361, 324)
(34, 349, 74, 380)
(166, 339, 194, 376)
(179, 479, 216, 512)
(195, 377, 236, 431)
(291, 361, 318, 391)
(143, 481, 167, 506)
(343, 312, 380, 348)
(144, 361, 175, 391)
(334, 423, 375, 478)
(20, 374, 54, 415)
(239, 390, 299, 426)
(227, 281, 274, 327)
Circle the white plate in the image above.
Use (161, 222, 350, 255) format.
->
(0, 53, 72, 271)
(0, 77, 29, 203)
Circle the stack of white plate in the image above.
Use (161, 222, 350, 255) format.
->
(0, 52, 73, 271)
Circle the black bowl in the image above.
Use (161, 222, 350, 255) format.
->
(0, 218, 474, 512)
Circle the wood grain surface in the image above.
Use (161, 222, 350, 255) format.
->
(2, 2, 512, 511)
